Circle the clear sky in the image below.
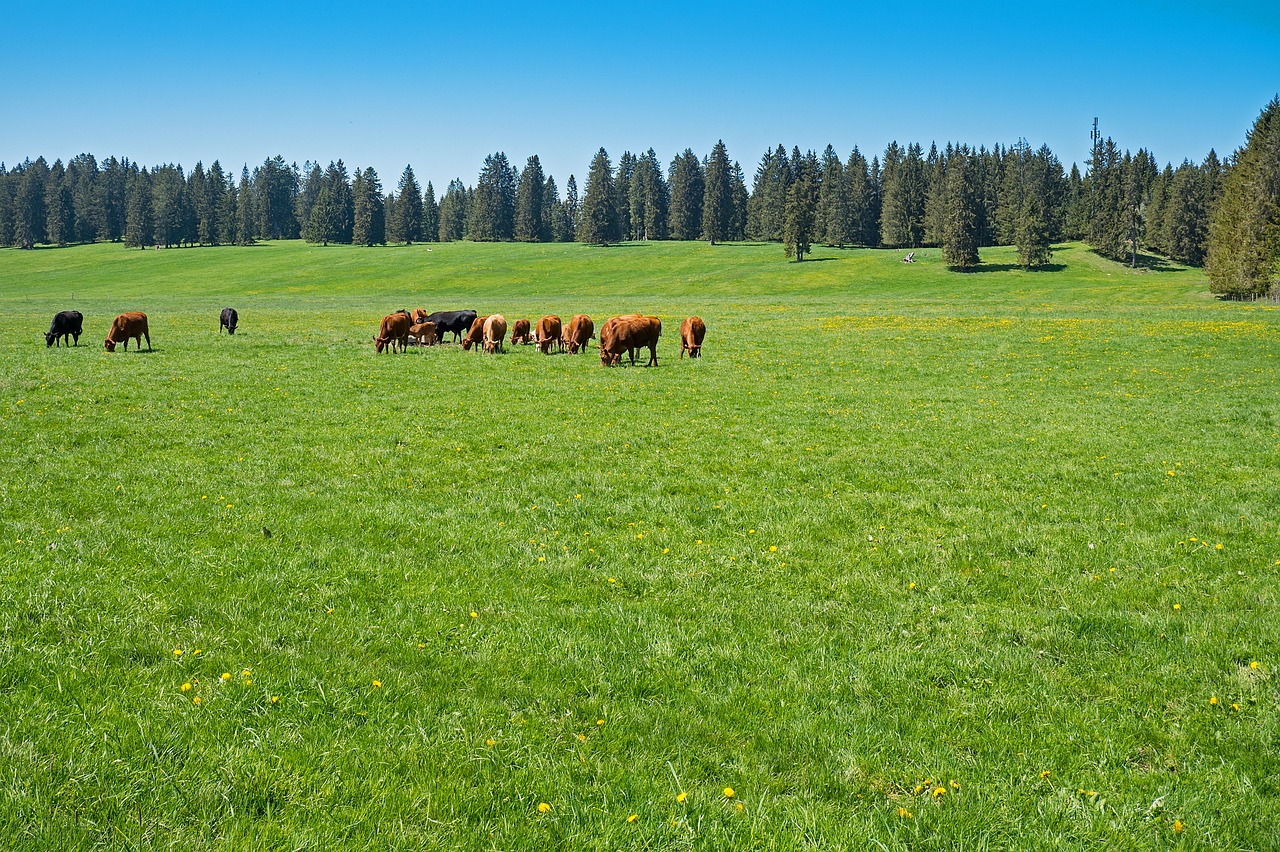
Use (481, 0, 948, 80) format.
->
(4, 1, 1277, 191)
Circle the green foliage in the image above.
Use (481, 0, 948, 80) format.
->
(747, 144, 789, 241)
(576, 148, 618, 246)
(880, 142, 927, 248)
(1206, 98, 1280, 299)
(668, 149, 704, 240)
(783, 158, 817, 261)
(702, 141, 733, 245)
(514, 155, 547, 242)
(629, 149, 668, 241)
(392, 165, 423, 245)
(469, 152, 517, 242)
(942, 147, 981, 269)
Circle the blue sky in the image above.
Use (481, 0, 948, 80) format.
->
(4, 1, 1277, 190)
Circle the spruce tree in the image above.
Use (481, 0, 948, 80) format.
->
(668, 150, 704, 240)
(701, 141, 733, 245)
(469, 152, 517, 241)
(730, 161, 749, 241)
(783, 159, 817, 261)
(124, 167, 153, 248)
(942, 147, 981, 269)
(614, 152, 636, 240)
(1163, 162, 1208, 266)
(1087, 138, 1128, 261)
(0, 167, 13, 247)
(564, 175, 579, 241)
(1206, 97, 1280, 298)
(306, 185, 339, 245)
(352, 167, 386, 246)
(438, 179, 468, 241)
(515, 155, 546, 242)
(576, 148, 619, 246)
(421, 181, 438, 243)
(44, 160, 74, 247)
(235, 167, 256, 245)
(69, 153, 102, 243)
(393, 165, 423, 245)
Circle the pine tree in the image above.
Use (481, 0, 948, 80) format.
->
(923, 144, 950, 247)
(1064, 163, 1087, 240)
(438, 179, 468, 241)
(0, 167, 14, 247)
(255, 156, 300, 240)
(206, 161, 229, 245)
(296, 163, 324, 234)
(563, 175, 579, 241)
(730, 161, 749, 241)
(629, 149, 668, 241)
(783, 158, 817, 261)
(941, 147, 981, 269)
(421, 181, 438, 243)
(352, 167, 385, 246)
(100, 157, 129, 242)
(13, 157, 49, 248)
(393, 165, 423, 244)
(69, 153, 102, 243)
(44, 160, 74, 247)
(1206, 97, 1280, 298)
(235, 167, 256, 245)
(544, 176, 573, 243)
(515, 155, 546, 242)
(124, 167, 153, 248)
(701, 141, 733, 245)
(614, 152, 636, 241)
(1087, 138, 1128, 261)
(747, 145, 789, 241)
(1016, 190, 1053, 269)
(668, 150, 704, 240)
(843, 148, 874, 246)
(306, 185, 339, 245)
(576, 148, 619, 246)
(1162, 162, 1208, 266)
(469, 152, 517, 241)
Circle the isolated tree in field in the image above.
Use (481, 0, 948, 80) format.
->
(942, 147, 981, 269)
(393, 165, 423, 244)
(515, 155, 546, 242)
(1206, 97, 1280, 298)
(564, 174, 579, 239)
(702, 140, 733, 245)
(577, 148, 619, 246)
(668, 149, 704, 240)
(783, 159, 817, 261)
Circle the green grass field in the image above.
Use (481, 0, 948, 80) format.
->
(1, 240, 1277, 850)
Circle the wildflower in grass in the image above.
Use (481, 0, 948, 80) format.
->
(577, 733, 586, 741)
(1173, 819, 1184, 833)
(769, 546, 777, 552)
(897, 807, 913, 818)
(1216, 543, 1223, 550)
(723, 787, 735, 798)
(735, 801, 744, 812)
(470, 611, 478, 618)
(221, 672, 232, 681)
(696, 539, 703, 544)
(538, 556, 546, 562)
(1210, 696, 1218, 706)
(243, 678, 252, 686)
(933, 787, 946, 798)
(597, 719, 604, 726)
(193, 649, 202, 655)
(676, 792, 688, 803)
(663, 548, 670, 554)
(950, 780, 960, 789)
(1251, 661, 1260, 669)
(537, 802, 551, 813)
(909, 582, 917, 590)
(913, 784, 923, 794)
(1232, 703, 1241, 711)
(1040, 770, 1050, 778)
(1173, 603, 1182, 611)
(486, 738, 495, 746)
(271, 696, 279, 704)
(181, 683, 192, 692)
(608, 578, 616, 584)
(173, 648, 183, 657)
(372, 680, 382, 688)
(627, 813, 638, 823)
(193, 696, 201, 705)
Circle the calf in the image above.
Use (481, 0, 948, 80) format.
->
(374, 312, 411, 353)
(679, 316, 706, 359)
(483, 314, 508, 354)
(461, 315, 489, 351)
(409, 321, 437, 346)
(598, 314, 661, 367)
(46, 310, 83, 347)
(536, 315, 563, 355)
(411, 308, 429, 325)
(511, 318, 532, 345)
(220, 307, 238, 335)
(104, 312, 151, 352)
(564, 314, 594, 355)
(427, 310, 478, 343)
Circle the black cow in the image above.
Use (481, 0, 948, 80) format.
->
(427, 310, 478, 343)
(220, 307, 239, 334)
(46, 310, 83, 347)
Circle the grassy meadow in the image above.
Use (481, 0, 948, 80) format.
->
(1, 239, 1278, 849)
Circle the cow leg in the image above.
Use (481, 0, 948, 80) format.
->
(144, 332, 152, 351)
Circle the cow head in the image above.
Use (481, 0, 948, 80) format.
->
(104, 338, 117, 352)
(45, 331, 55, 347)
(375, 337, 387, 354)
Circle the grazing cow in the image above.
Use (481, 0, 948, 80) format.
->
(409, 321, 437, 346)
(220, 307, 238, 335)
(536, 315, 563, 355)
(104, 312, 151, 352)
(483, 314, 508, 354)
(461, 315, 490, 351)
(679, 316, 706, 359)
(374, 312, 411, 353)
(598, 314, 661, 367)
(427, 310, 478, 343)
(46, 310, 83, 347)
(564, 314, 594, 355)
(511, 318, 532, 345)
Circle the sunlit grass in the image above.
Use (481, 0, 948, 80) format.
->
(1, 240, 1277, 849)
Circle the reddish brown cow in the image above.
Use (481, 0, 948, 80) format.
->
(409, 321, 437, 346)
(374, 312, 411, 353)
(483, 314, 508, 354)
(564, 314, 594, 354)
(536, 315, 562, 354)
(598, 314, 661, 367)
(411, 308, 429, 325)
(103, 312, 151, 352)
(679, 316, 706, 359)
(461, 315, 490, 351)
(511, 318, 532, 345)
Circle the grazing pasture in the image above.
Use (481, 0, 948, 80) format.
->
(0, 240, 1277, 849)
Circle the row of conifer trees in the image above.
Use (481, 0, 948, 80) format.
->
(1, 98, 1276, 294)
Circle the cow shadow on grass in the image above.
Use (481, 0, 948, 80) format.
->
(965, 262, 1067, 273)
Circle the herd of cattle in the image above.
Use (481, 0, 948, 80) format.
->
(42, 307, 706, 365)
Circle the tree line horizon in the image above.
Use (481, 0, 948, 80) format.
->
(2, 98, 1276, 298)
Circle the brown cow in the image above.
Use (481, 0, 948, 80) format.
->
(599, 314, 661, 367)
(536, 315, 562, 354)
(679, 316, 706, 359)
(409, 321, 437, 346)
(461, 315, 489, 351)
(103, 312, 151, 352)
(411, 308, 429, 325)
(511, 318, 532, 345)
(374, 312, 411, 353)
(483, 314, 508, 354)
(564, 314, 594, 354)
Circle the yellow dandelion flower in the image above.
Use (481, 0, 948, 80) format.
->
(271, 696, 279, 704)
(181, 682, 192, 692)
(627, 813, 638, 823)
(913, 784, 923, 794)
(575, 494, 581, 499)
(608, 577, 616, 584)
(537, 802, 551, 813)
(1209, 696, 1218, 705)
(243, 679, 252, 686)
(241, 669, 251, 676)
(538, 556, 546, 562)
(193, 649, 202, 655)
(597, 719, 604, 725)
(1232, 703, 1241, 711)
(372, 680, 382, 688)
(735, 801, 744, 812)
(1216, 543, 1224, 550)
(696, 539, 702, 544)
(769, 546, 777, 552)
(192, 696, 201, 705)
(676, 792, 688, 803)
(486, 738, 495, 747)
(636, 533, 643, 539)
(897, 807, 913, 818)
(1173, 819, 1183, 833)
(172, 648, 183, 656)
(663, 547, 670, 553)
(221, 672, 232, 681)
(1040, 770, 1050, 779)
(577, 733, 586, 741)
(470, 611, 478, 618)
(1173, 603, 1182, 611)
(933, 787, 946, 798)
(908, 582, 916, 590)
(950, 780, 961, 789)
(723, 787, 735, 798)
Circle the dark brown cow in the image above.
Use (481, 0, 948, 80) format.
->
(374, 312, 411, 353)
(409, 321, 437, 346)
(461, 315, 490, 351)
(104, 312, 151, 352)
(598, 314, 661, 367)
(679, 316, 706, 359)
(564, 314, 594, 354)
(536, 315, 562, 355)
(510, 319, 532, 345)
(483, 315, 508, 354)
